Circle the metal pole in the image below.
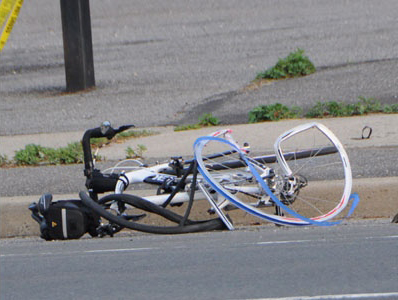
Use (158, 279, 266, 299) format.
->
(60, 0, 95, 92)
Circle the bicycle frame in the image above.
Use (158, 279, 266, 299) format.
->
(107, 129, 240, 230)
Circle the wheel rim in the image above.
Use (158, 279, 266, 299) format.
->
(194, 123, 352, 226)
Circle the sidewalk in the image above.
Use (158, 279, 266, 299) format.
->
(1, 114, 397, 238)
(2, 114, 397, 161)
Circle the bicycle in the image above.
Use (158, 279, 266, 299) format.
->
(77, 121, 359, 236)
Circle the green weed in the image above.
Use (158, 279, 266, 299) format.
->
(383, 103, 398, 113)
(174, 113, 220, 131)
(125, 144, 147, 159)
(249, 97, 397, 123)
(256, 49, 316, 80)
(198, 113, 220, 126)
(305, 97, 389, 118)
(174, 124, 202, 131)
(13, 143, 84, 166)
(117, 129, 156, 139)
(249, 103, 302, 123)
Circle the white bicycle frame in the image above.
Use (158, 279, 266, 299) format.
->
(99, 123, 353, 229)
(104, 129, 238, 229)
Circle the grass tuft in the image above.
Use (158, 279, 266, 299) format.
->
(255, 49, 316, 80)
(174, 113, 220, 131)
(249, 97, 398, 123)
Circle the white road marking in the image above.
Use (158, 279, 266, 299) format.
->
(242, 292, 398, 299)
(0, 247, 157, 257)
(256, 240, 311, 245)
(85, 247, 155, 253)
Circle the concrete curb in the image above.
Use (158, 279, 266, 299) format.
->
(1, 177, 397, 238)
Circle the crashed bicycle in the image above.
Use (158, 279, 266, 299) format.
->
(30, 121, 359, 240)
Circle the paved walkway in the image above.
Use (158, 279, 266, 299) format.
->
(2, 114, 397, 160)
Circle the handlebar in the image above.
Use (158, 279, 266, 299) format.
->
(82, 121, 134, 177)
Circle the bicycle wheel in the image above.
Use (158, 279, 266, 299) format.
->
(194, 122, 353, 226)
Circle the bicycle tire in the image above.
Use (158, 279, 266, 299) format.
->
(79, 192, 226, 234)
(194, 122, 353, 226)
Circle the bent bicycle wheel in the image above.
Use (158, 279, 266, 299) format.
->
(194, 122, 353, 226)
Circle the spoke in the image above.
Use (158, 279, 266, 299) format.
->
(291, 161, 343, 175)
(292, 194, 326, 215)
(294, 193, 339, 205)
(286, 147, 335, 175)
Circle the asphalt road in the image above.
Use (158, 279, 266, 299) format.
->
(1, 0, 397, 135)
(1, 220, 397, 300)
